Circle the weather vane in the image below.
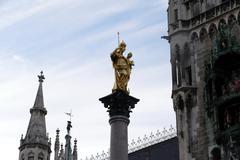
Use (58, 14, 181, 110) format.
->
(38, 71, 45, 82)
(65, 110, 73, 122)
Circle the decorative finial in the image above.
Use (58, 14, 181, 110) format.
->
(56, 128, 60, 134)
(38, 71, 45, 82)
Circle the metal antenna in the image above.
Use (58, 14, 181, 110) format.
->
(117, 32, 120, 45)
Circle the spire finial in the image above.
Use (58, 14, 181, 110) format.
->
(38, 71, 45, 82)
(73, 139, 78, 160)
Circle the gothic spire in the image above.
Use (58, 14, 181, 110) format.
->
(59, 144, 65, 159)
(33, 71, 45, 109)
(54, 129, 60, 160)
(73, 139, 78, 160)
(18, 71, 51, 160)
(65, 121, 73, 160)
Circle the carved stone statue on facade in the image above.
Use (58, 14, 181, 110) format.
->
(110, 41, 134, 94)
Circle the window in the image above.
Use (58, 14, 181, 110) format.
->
(38, 153, 44, 160)
(174, 9, 178, 22)
(176, 60, 182, 87)
(28, 152, 34, 160)
(28, 156, 34, 160)
(186, 66, 192, 85)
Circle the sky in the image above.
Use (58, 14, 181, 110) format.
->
(0, 0, 175, 159)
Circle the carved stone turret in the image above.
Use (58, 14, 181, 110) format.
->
(18, 71, 51, 160)
(73, 139, 78, 160)
(54, 129, 60, 160)
(65, 121, 73, 160)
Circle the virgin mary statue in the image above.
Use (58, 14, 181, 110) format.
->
(110, 41, 134, 94)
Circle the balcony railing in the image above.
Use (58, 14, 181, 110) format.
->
(170, 0, 240, 33)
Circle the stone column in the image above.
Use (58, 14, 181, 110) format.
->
(99, 90, 139, 160)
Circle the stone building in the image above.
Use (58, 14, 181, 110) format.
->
(18, 72, 51, 160)
(18, 72, 78, 160)
(167, 0, 240, 159)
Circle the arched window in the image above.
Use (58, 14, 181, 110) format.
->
(176, 95, 185, 138)
(209, 23, 217, 40)
(191, 32, 199, 41)
(183, 43, 192, 85)
(175, 44, 182, 87)
(184, 43, 190, 56)
(228, 14, 237, 25)
(176, 95, 184, 110)
(218, 19, 226, 29)
(28, 151, 34, 160)
(199, 28, 208, 42)
(38, 153, 44, 160)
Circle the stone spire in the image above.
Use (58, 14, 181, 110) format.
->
(59, 144, 65, 160)
(65, 121, 73, 160)
(73, 139, 78, 160)
(54, 129, 60, 160)
(33, 71, 45, 108)
(18, 71, 51, 160)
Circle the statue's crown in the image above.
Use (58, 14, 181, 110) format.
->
(119, 41, 126, 47)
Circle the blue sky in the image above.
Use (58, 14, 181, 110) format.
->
(0, 0, 174, 159)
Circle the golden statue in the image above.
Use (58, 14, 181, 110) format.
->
(111, 41, 134, 94)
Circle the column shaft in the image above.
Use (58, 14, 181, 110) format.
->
(109, 116, 129, 160)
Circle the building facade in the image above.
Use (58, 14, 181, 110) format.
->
(168, 0, 240, 159)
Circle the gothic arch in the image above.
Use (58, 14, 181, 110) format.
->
(176, 94, 185, 110)
(228, 14, 237, 25)
(199, 27, 208, 42)
(208, 23, 217, 40)
(218, 19, 227, 29)
(183, 43, 190, 57)
(175, 44, 180, 55)
(191, 32, 199, 41)
(175, 44, 182, 87)
(28, 151, 34, 160)
(38, 152, 44, 160)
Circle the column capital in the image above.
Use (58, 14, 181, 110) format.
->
(99, 90, 139, 118)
